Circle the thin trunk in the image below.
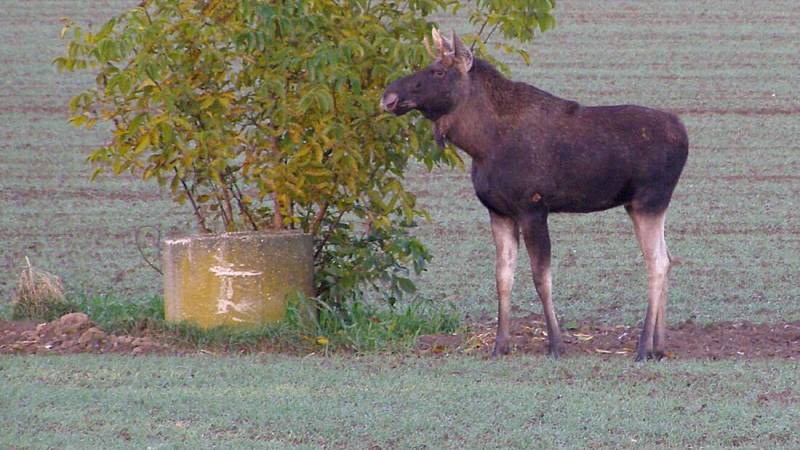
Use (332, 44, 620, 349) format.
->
(210, 180, 231, 230)
(221, 183, 235, 231)
(177, 169, 211, 233)
(231, 179, 258, 231)
(215, 192, 231, 230)
(272, 192, 284, 230)
(314, 209, 344, 260)
(310, 201, 328, 236)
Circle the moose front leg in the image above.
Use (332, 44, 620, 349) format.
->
(489, 212, 519, 357)
(521, 211, 565, 358)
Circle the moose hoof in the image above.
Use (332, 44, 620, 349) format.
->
(491, 340, 510, 358)
(634, 350, 666, 362)
(549, 343, 566, 359)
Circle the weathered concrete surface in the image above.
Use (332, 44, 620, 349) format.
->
(163, 231, 314, 329)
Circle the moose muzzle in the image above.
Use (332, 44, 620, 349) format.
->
(380, 92, 400, 112)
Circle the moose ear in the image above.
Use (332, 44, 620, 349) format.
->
(431, 27, 451, 56)
(451, 31, 473, 73)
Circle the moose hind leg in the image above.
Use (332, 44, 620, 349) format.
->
(521, 212, 565, 358)
(490, 212, 519, 357)
(627, 207, 671, 361)
(653, 248, 672, 354)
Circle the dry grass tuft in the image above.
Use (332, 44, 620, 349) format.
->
(12, 257, 72, 321)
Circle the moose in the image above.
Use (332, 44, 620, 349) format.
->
(381, 29, 689, 361)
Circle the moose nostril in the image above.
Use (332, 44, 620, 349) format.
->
(381, 93, 399, 111)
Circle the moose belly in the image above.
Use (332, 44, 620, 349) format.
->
(545, 167, 635, 213)
(471, 162, 634, 216)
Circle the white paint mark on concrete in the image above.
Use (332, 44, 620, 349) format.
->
(164, 237, 194, 246)
(210, 266, 262, 277)
(210, 244, 260, 316)
(216, 297, 255, 315)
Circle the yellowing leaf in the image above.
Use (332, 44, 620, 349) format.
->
(200, 96, 216, 109)
(133, 135, 151, 154)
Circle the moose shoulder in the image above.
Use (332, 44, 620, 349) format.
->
(382, 29, 689, 361)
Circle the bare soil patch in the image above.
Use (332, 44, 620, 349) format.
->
(3, 313, 799, 359)
(418, 313, 800, 360)
(0, 313, 174, 356)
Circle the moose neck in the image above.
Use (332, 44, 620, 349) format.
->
(434, 97, 496, 161)
(434, 59, 559, 161)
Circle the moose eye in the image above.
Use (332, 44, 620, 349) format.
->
(433, 69, 446, 78)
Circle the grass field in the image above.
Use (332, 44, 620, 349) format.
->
(2, 0, 799, 447)
(2, 355, 799, 448)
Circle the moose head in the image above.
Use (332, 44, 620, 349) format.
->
(381, 28, 474, 121)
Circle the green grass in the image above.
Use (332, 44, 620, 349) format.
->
(67, 294, 165, 333)
(2, 355, 798, 448)
(157, 297, 461, 354)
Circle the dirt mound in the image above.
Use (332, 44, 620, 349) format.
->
(418, 313, 800, 360)
(0, 313, 170, 355)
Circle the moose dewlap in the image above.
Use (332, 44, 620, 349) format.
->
(163, 231, 314, 329)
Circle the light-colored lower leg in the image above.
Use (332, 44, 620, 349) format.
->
(629, 209, 671, 360)
(653, 250, 672, 351)
(490, 213, 519, 356)
(531, 263, 564, 355)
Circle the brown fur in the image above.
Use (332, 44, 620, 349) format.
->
(382, 33, 688, 359)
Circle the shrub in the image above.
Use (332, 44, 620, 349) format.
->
(55, 0, 555, 310)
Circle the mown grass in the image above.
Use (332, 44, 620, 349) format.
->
(2, 355, 798, 448)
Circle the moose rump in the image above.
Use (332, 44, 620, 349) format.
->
(382, 28, 689, 361)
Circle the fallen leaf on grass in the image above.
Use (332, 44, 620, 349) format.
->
(462, 335, 487, 353)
